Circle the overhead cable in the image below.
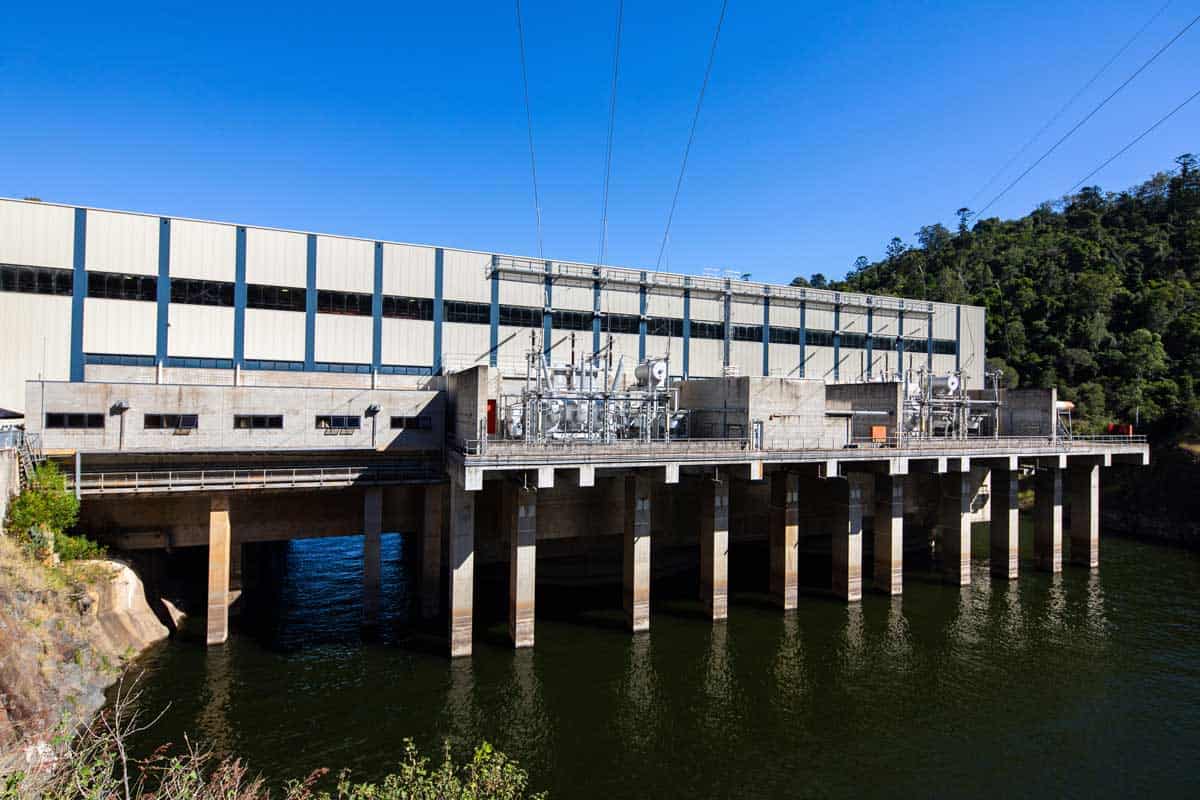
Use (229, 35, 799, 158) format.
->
(515, 0, 544, 258)
(967, 1, 1173, 209)
(655, 0, 730, 271)
(599, 1, 625, 267)
(972, 11, 1199, 221)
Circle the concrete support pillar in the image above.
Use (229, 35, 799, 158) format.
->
(769, 471, 799, 610)
(990, 469, 1019, 579)
(508, 485, 537, 648)
(940, 471, 972, 586)
(623, 473, 652, 632)
(420, 483, 445, 620)
(699, 477, 730, 621)
(873, 474, 903, 595)
(363, 487, 383, 620)
(448, 477, 475, 657)
(833, 475, 868, 601)
(1069, 463, 1099, 568)
(1035, 467, 1063, 573)
(206, 494, 231, 646)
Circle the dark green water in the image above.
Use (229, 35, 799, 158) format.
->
(119, 528, 1200, 798)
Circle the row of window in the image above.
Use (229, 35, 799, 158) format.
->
(44, 411, 434, 432)
(0, 264, 73, 296)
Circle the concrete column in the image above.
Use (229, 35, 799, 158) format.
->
(990, 469, 1019, 579)
(873, 474, 903, 595)
(448, 477, 474, 657)
(508, 484, 537, 648)
(1034, 467, 1063, 573)
(206, 494, 231, 646)
(623, 473, 652, 632)
(832, 475, 867, 601)
(420, 483, 445, 620)
(363, 487, 383, 620)
(1069, 463, 1099, 568)
(769, 471, 799, 610)
(699, 477, 730, 621)
(940, 471, 972, 586)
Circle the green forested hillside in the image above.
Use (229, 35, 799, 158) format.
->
(799, 154, 1200, 442)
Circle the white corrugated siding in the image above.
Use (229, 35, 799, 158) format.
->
(689, 296, 723, 322)
(244, 309, 305, 361)
(442, 249, 490, 303)
(730, 298, 763, 325)
(769, 302, 801, 328)
(806, 305, 835, 331)
(904, 311, 930, 341)
(317, 236, 374, 293)
(729, 341, 761, 376)
(246, 227, 307, 287)
(0, 294, 71, 414)
(602, 288, 640, 316)
(839, 308, 868, 334)
(169, 219, 236, 282)
(442, 322, 492, 370)
(555, 284, 593, 312)
(932, 353, 958, 377)
(83, 298, 156, 355)
(382, 243, 435, 298)
(689, 339, 723, 377)
(932, 304, 958, 339)
(0, 200, 74, 268)
(769, 343, 802, 377)
(496, 325, 534, 372)
(644, 335, 683, 369)
(168, 305, 234, 358)
(315, 314, 372, 364)
(646, 292, 684, 317)
(961, 305, 985, 385)
(872, 310, 899, 337)
(501, 279, 542, 308)
(85, 210, 159, 275)
(806, 346, 835, 382)
(383, 318, 433, 366)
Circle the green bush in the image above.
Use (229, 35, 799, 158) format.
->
(53, 531, 106, 561)
(6, 462, 79, 537)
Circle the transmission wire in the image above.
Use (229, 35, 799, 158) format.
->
(598, 0, 625, 267)
(515, 0, 544, 258)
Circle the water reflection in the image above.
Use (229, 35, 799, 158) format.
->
(701, 623, 733, 738)
(616, 634, 658, 754)
(503, 650, 549, 763)
(995, 578, 1027, 653)
(197, 646, 234, 754)
(772, 614, 806, 711)
(839, 603, 866, 674)
(882, 597, 913, 671)
(1044, 572, 1067, 635)
(1084, 570, 1108, 642)
(445, 658, 479, 748)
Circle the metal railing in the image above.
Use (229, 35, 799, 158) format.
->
(847, 434, 1148, 449)
(459, 437, 753, 457)
(67, 462, 444, 496)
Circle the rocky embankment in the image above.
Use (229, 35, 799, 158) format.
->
(0, 537, 168, 769)
(1102, 444, 1200, 548)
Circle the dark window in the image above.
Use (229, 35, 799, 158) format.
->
(806, 329, 835, 348)
(842, 332, 868, 349)
(315, 414, 361, 430)
(391, 415, 432, 430)
(244, 359, 304, 371)
(378, 365, 434, 376)
(233, 414, 283, 430)
(732, 324, 762, 342)
(144, 414, 199, 430)
(246, 284, 306, 312)
(769, 326, 800, 345)
(933, 339, 958, 355)
(445, 300, 490, 325)
(170, 278, 234, 307)
(499, 305, 542, 328)
(45, 412, 104, 429)
(84, 353, 157, 367)
(871, 335, 897, 352)
(313, 361, 371, 374)
(87, 271, 157, 302)
(382, 296, 434, 320)
(601, 314, 640, 335)
(648, 317, 683, 337)
(317, 289, 372, 316)
(552, 309, 593, 331)
(690, 321, 724, 340)
(0, 264, 73, 296)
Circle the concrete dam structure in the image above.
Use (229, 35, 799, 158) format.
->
(0, 197, 1149, 657)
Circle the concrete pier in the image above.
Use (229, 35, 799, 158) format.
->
(832, 474, 867, 602)
(206, 494, 231, 646)
(769, 471, 800, 610)
(699, 476, 730, 621)
(624, 473, 652, 632)
(873, 474, 904, 595)
(448, 477, 475, 657)
(1069, 462, 1100, 568)
(989, 467, 1020, 579)
(1035, 466, 1063, 573)
(420, 483, 445, 620)
(940, 470, 972, 586)
(508, 484, 537, 648)
(363, 487, 382, 621)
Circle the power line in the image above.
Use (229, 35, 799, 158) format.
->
(515, 0, 544, 259)
(655, 0, 730, 271)
(599, 0, 624, 267)
(1069, 86, 1200, 193)
(972, 11, 1200, 221)
(967, 1, 1173, 209)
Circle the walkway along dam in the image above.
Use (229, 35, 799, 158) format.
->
(0, 197, 1149, 656)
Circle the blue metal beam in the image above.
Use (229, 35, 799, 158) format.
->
(798, 300, 806, 378)
(233, 227, 247, 369)
(433, 248, 444, 374)
(304, 234, 317, 370)
(762, 293, 770, 376)
(926, 309, 933, 370)
(372, 242, 383, 372)
(897, 308, 906, 374)
(866, 304, 874, 380)
(69, 209, 87, 382)
(722, 282, 731, 369)
(682, 284, 691, 379)
(832, 301, 841, 382)
(955, 304, 961, 372)
(638, 271, 647, 362)
(489, 255, 499, 366)
(592, 269, 602, 355)
(156, 219, 171, 365)
(543, 261, 553, 361)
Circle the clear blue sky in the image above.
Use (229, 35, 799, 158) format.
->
(3, 1, 1197, 284)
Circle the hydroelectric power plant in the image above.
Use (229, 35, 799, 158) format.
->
(0, 197, 1149, 658)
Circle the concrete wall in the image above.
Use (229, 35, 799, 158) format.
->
(445, 365, 489, 448)
(1000, 388, 1056, 437)
(677, 378, 749, 439)
(826, 381, 903, 441)
(27, 380, 443, 453)
(747, 378, 833, 448)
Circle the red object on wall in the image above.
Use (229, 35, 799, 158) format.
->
(487, 399, 497, 435)
(1106, 423, 1134, 436)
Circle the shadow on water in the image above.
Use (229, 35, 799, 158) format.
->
(117, 525, 1200, 799)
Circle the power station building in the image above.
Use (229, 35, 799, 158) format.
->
(0, 196, 1146, 658)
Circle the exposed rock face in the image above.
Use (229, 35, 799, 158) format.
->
(0, 540, 168, 767)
